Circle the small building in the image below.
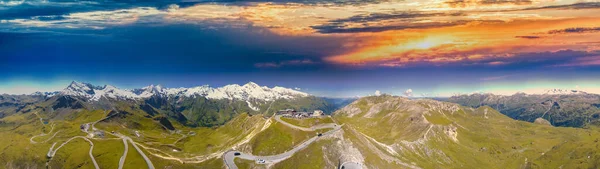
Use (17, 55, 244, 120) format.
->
(278, 109, 296, 116)
(312, 110, 324, 117)
(278, 109, 322, 118)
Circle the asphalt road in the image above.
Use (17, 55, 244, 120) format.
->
(43, 109, 155, 169)
(46, 136, 100, 169)
(340, 162, 363, 169)
(118, 138, 128, 169)
(128, 138, 156, 169)
(223, 116, 342, 169)
(30, 124, 56, 144)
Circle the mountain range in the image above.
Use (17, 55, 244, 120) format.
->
(446, 89, 600, 128)
(1, 81, 337, 127)
(60, 81, 308, 104)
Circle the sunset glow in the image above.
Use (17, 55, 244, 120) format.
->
(2, 0, 600, 96)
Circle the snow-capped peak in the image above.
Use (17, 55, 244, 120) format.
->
(60, 81, 97, 98)
(539, 88, 586, 95)
(455, 88, 590, 97)
(60, 81, 141, 101)
(243, 82, 261, 88)
(58, 81, 310, 102)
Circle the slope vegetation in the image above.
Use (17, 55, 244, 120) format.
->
(334, 95, 600, 169)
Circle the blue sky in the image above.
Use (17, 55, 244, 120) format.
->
(1, 0, 600, 97)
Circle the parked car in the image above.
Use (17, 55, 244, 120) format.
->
(234, 152, 241, 156)
(256, 159, 266, 164)
(318, 133, 323, 137)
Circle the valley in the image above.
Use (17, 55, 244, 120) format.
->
(2, 82, 600, 169)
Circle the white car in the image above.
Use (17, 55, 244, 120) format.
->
(256, 159, 266, 164)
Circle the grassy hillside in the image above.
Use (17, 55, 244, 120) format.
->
(0, 100, 269, 169)
(7, 93, 600, 169)
(143, 95, 334, 127)
(246, 121, 315, 155)
(334, 95, 600, 169)
(280, 116, 334, 128)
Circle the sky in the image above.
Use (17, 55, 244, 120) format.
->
(1, 0, 600, 97)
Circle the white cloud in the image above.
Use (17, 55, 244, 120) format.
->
(374, 90, 381, 96)
(5, 7, 165, 29)
(167, 4, 180, 12)
(0, 0, 24, 6)
(404, 89, 413, 97)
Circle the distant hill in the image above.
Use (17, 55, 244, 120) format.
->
(447, 91, 600, 128)
(331, 95, 600, 168)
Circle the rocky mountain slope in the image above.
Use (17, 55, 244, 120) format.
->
(0, 94, 48, 118)
(6, 81, 335, 127)
(446, 91, 600, 128)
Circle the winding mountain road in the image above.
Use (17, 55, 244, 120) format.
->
(118, 138, 128, 169)
(107, 115, 156, 169)
(30, 124, 59, 144)
(45, 109, 155, 169)
(223, 115, 342, 169)
(127, 137, 155, 169)
(46, 136, 100, 169)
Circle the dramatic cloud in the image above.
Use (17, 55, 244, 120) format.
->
(326, 12, 466, 23)
(312, 11, 466, 33)
(554, 55, 600, 67)
(523, 2, 600, 10)
(3, 7, 165, 29)
(515, 35, 541, 39)
(2, 0, 600, 71)
(312, 20, 470, 33)
(446, 0, 532, 8)
(547, 27, 600, 34)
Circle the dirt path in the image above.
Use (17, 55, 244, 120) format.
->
(540, 100, 554, 119)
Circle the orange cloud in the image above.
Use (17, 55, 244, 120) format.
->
(161, 1, 600, 67)
(325, 17, 600, 66)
